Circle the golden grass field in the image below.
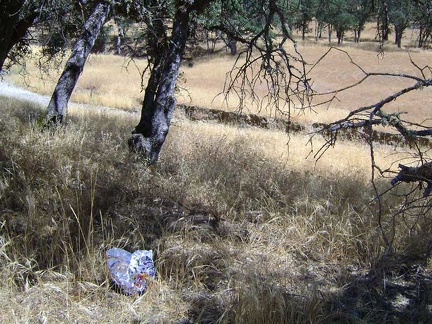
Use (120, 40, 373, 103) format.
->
(8, 23, 431, 127)
(1, 24, 432, 322)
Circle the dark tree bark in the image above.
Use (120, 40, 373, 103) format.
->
(45, 2, 110, 123)
(391, 162, 432, 197)
(336, 29, 343, 44)
(378, 0, 390, 41)
(226, 37, 237, 55)
(0, 0, 37, 72)
(395, 29, 402, 48)
(129, 0, 306, 165)
(128, 3, 195, 164)
(354, 28, 362, 43)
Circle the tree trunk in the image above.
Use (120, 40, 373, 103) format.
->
(0, 1, 36, 72)
(315, 21, 323, 41)
(354, 28, 361, 43)
(113, 14, 124, 56)
(128, 5, 190, 164)
(226, 36, 237, 55)
(418, 27, 423, 48)
(378, 0, 390, 41)
(336, 29, 343, 44)
(301, 17, 306, 40)
(45, 2, 110, 123)
(395, 29, 402, 48)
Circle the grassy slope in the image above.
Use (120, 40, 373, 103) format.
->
(1, 95, 431, 322)
(1, 27, 432, 322)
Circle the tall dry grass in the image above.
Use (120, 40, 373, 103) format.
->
(1, 94, 431, 322)
(1, 23, 432, 321)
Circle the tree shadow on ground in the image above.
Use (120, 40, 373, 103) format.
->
(325, 253, 432, 323)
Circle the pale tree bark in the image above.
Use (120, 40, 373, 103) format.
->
(128, 4, 192, 164)
(45, 2, 110, 123)
(112, 11, 125, 56)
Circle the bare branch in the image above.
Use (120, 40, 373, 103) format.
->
(216, 0, 311, 119)
(312, 48, 432, 148)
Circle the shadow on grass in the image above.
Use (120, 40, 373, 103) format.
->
(324, 253, 432, 323)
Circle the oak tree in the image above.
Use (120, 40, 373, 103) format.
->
(128, 0, 310, 164)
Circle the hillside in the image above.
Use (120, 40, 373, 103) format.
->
(1, 33, 432, 322)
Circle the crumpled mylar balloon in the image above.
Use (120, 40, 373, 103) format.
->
(106, 247, 155, 294)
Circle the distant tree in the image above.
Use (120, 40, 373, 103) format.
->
(412, 0, 432, 47)
(315, 0, 333, 42)
(202, 0, 267, 55)
(316, 0, 355, 44)
(334, 11, 356, 44)
(388, 0, 413, 47)
(349, 0, 373, 42)
(112, 14, 127, 55)
(377, 0, 391, 42)
(292, 0, 318, 40)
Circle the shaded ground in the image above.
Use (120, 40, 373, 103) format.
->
(112, 198, 432, 323)
(327, 259, 432, 322)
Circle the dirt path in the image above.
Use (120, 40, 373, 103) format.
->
(0, 79, 136, 117)
(0, 80, 51, 106)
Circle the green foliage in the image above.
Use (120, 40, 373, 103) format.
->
(316, 0, 358, 43)
(92, 24, 114, 53)
(291, 0, 319, 39)
(412, 0, 432, 47)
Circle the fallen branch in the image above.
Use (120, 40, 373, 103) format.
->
(391, 162, 432, 197)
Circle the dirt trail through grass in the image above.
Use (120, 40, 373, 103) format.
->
(0, 79, 51, 106)
(0, 79, 134, 116)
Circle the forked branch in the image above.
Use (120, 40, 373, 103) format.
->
(219, 0, 312, 118)
(309, 48, 432, 247)
(313, 48, 432, 151)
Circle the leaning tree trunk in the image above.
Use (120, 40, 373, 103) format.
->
(45, 2, 110, 123)
(128, 5, 191, 164)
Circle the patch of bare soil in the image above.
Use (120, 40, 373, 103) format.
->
(0, 79, 50, 106)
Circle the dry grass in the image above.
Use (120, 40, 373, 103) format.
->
(7, 25, 432, 127)
(1, 92, 431, 322)
(9, 53, 146, 111)
(1, 26, 432, 321)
